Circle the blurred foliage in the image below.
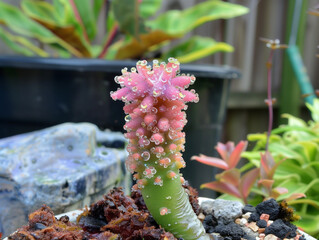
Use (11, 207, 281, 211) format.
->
(0, 0, 248, 62)
(242, 98, 319, 238)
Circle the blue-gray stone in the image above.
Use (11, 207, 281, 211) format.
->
(0, 123, 129, 237)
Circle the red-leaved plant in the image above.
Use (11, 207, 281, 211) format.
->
(192, 141, 259, 204)
(192, 142, 305, 204)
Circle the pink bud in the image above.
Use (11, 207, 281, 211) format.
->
(171, 76, 192, 87)
(111, 87, 130, 100)
(158, 118, 170, 132)
(164, 85, 180, 100)
(144, 114, 157, 126)
(151, 133, 164, 145)
(124, 132, 137, 139)
(136, 127, 147, 137)
(125, 117, 142, 130)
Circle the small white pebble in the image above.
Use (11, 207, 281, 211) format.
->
(264, 234, 278, 240)
(247, 222, 259, 232)
(240, 218, 248, 225)
(243, 212, 251, 219)
(197, 212, 205, 221)
(267, 220, 273, 226)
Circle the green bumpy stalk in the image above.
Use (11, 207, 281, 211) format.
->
(111, 58, 209, 240)
(141, 163, 208, 239)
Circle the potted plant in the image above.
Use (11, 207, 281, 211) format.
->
(4, 58, 315, 240)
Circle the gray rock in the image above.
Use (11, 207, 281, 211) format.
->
(0, 123, 129, 237)
(211, 199, 244, 224)
(200, 199, 215, 215)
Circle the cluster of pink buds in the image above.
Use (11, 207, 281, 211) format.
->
(111, 58, 198, 187)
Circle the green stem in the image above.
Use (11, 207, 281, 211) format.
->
(140, 161, 209, 240)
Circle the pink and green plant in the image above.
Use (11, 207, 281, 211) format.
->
(111, 58, 209, 239)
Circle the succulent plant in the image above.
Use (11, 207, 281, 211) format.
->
(111, 58, 209, 239)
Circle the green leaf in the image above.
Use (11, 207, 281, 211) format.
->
(106, 11, 116, 32)
(21, 0, 91, 57)
(269, 143, 304, 164)
(293, 141, 319, 163)
(0, 1, 55, 41)
(247, 133, 267, 142)
(239, 162, 256, 173)
(21, 0, 58, 24)
(306, 98, 319, 123)
(0, 27, 48, 57)
(52, 44, 72, 58)
(292, 212, 319, 237)
(140, 0, 162, 19)
(73, 0, 96, 40)
(276, 161, 314, 182)
(0, 1, 87, 57)
(114, 30, 176, 59)
(147, 0, 248, 36)
(241, 152, 261, 167)
(276, 178, 319, 199)
(288, 198, 319, 210)
(271, 126, 317, 136)
(112, 0, 148, 37)
(105, 40, 123, 59)
(304, 161, 319, 174)
(282, 113, 307, 127)
(52, 0, 66, 21)
(161, 36, 233, 63)
(93, 0, 105, 22)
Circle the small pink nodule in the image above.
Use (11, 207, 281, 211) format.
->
(160, 207, 171, 216)
(167, 171, 177, 179)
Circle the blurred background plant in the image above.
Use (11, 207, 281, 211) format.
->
(192, 100, 319, 237)
(0, 0, 248, 62)
(242, 98, 319, 238)
(193, 32, 319, 238)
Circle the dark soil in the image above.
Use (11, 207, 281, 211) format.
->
(8, 183, 199, 240)
(7, 185, 304, 240)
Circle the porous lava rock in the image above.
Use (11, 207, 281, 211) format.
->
(214, 222, 245, 240)
(255, 198, 280, 220)
(256, 219, 267, 228)
(242, 204, 255, 214)
(265, 219, 297, 239)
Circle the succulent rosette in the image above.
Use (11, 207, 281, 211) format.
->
(111, 58, 209, 240)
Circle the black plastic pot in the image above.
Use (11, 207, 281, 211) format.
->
(0, 57, 240, 197)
